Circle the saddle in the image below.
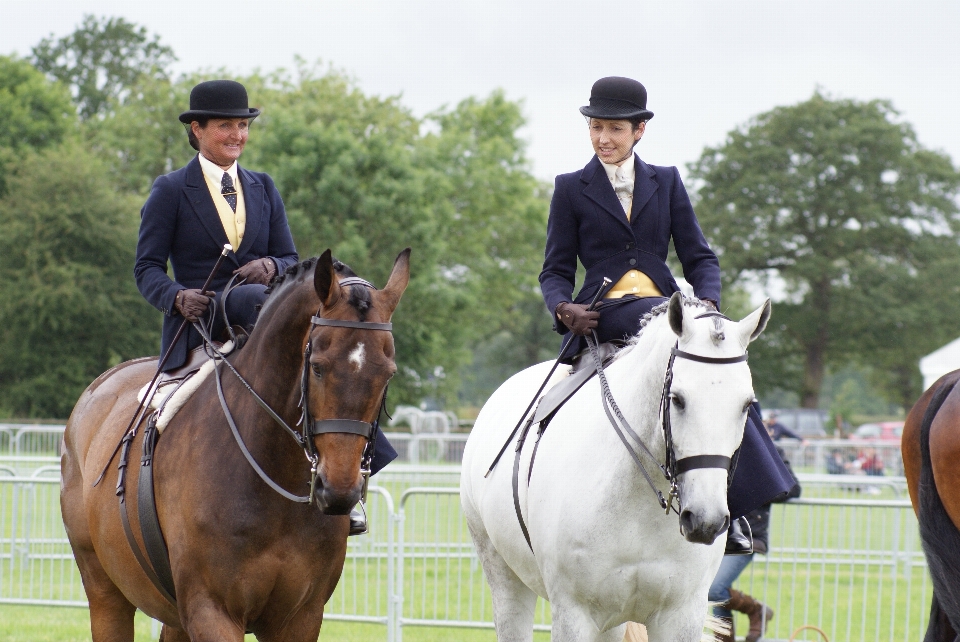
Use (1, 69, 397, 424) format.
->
(137, 341, 235, 433)
(530, 342, 619, 425)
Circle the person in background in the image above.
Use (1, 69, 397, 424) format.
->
(710, 447, 801, 642)
(764, 412, 807, 444)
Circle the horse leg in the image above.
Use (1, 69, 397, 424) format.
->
(179, 601, 245, 642)
(643, 608, 706, 642)
(159, 624, 191, 642)
(62, 445, 137, 642)
(73, 547, 137, 642)
(549, 605, 625, 642)
(463, 512, 537, 642)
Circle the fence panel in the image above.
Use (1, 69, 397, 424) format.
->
(0, 466, 936, 642)
(0, 476, 85, 606)
(395, 487, 550, 641)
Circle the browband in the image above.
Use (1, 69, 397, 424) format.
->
(311, 317, 393, 331)
(672, 348, 748, 365)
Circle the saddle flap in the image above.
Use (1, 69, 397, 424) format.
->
(531, 343, 619, 425)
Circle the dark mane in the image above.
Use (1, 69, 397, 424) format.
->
(259, 256, 367, 318)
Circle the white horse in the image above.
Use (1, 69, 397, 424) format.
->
(460, 294, 771, 642)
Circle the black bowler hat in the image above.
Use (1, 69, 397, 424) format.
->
(178, 80, 261, 123)
(579, 77, 654, 121)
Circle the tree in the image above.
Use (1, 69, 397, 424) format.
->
(245, 65, 548, 408)
(0, 143, 158, 418)
(0, 55, 73, 151)
(32, 15, 176, 120)
(0, 55, 75, 197)
(689, 93, 960, 409)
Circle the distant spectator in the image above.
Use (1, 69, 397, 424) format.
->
(710, 447, 801, 642)
(859, 448, 884, 476)
(764, 413, 808, 445)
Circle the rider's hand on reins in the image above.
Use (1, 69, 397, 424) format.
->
(556, 302, 600, 336)
(233, 258, 277, 286)
(175, 289, 215, 322)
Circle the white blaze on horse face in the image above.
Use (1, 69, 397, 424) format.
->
(348, 343, 366, 371)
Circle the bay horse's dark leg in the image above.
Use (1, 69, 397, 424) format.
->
(256, 605, 324, 642)
(159, 624, 191, 642)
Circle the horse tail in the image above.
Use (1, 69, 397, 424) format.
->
(917, 379, 960, 642)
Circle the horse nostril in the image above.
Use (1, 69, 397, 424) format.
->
(720, 515, 730, 535)
(679, 509, 696, 536)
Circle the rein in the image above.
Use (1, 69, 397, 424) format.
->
(114, 272, 394, 608)
(514, 308, 748, 553)
(206, 275, 391, 505)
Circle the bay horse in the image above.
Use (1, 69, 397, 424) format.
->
(60, 249, 409, 641)
(902, 369, 960, 642)
(461, 294, 771, 642)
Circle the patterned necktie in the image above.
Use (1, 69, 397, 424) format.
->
(221, 172, 238, 212)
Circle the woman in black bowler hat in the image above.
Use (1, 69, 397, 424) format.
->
(539, 76, 795, 553)
(134, 79, 395, 535)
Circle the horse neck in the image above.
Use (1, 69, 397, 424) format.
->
(609, 317, 677, 457)
(229, 283, 315, 427)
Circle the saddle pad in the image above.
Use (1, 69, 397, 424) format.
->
(530, 343, 619, 425)
(136, 341, 233, 433)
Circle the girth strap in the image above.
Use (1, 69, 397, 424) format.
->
(137, 415, 178, 603)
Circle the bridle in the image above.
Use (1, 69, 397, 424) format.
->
(587, 310, 747, 517)
(206, 275, 392, 506)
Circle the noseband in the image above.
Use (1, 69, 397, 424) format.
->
(208, 275, 392, 506)
(589, 310, 747, 516)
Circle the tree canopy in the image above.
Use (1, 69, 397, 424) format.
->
(32, 14, 176, 120)
(690, 93, 960, 409)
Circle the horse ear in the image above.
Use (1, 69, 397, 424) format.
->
(379, 248, 411, 318)
(738, 298, 772, 346)
(314, 249, 340, 308)
(667, 292, 685, 337)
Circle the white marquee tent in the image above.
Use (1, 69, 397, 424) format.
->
(920, 337, 960, 391)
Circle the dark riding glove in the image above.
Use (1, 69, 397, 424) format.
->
(556, 302, 600, 336)
(233, 257, 277, 286)
(175, 289, 215, 322)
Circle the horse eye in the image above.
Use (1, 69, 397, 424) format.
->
(670, 394, 685, 410)
(311, 363, 323, 378)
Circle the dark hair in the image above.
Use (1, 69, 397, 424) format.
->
(184, 118, 210, 151)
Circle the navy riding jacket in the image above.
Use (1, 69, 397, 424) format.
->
(134, 156, 299, 371)
(539, 154, 721, 332)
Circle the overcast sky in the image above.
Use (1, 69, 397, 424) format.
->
(4, 1, 960, 183)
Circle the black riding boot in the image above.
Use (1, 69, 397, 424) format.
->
(724, 516, 753, 555)
(348, 504, 367, 536)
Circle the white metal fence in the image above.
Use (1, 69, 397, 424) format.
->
(0, 460, 932, 642)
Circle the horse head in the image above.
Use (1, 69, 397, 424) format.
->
(304, 248, 410, 515)
(664, 292, 771, 545)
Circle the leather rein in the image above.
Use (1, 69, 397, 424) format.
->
(114, 275, 393, 606)
(208, 275, 392, 505)
(514, 310, 746, 552)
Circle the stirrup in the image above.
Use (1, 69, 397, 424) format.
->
(348, 503, 368, 536)
(724, 516, 753, 555)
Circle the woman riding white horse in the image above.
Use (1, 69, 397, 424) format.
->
(538, 76, 794, 551)
(461, 295, 770, 641)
